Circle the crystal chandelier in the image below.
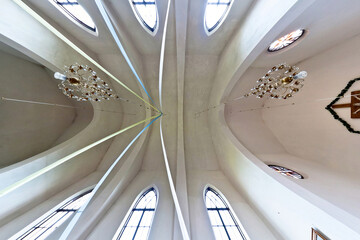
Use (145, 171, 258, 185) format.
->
(54, 63, 119, 102)
(244, 63, 307, 99)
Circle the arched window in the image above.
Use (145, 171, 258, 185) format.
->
(14, 189, 92, 240)
(205, 187, 247, 240)
(268, 165, 304, 179)
(204, 0, 233, 35)
(113, 187, 158, 240)
(50, 0, 97, 33)
(129, 0, 159, 35)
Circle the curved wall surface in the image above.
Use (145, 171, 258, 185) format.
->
(2, 0, 360, 239)
(208, 0, 360, 239)
(0, 45, 82, 168)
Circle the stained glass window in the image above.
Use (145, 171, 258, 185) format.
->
(268, 165, 304, 179)
(204, 0, 233, 34)
(268, 29, 305, 52)
(113, 187, 158, 240)
(205, 187, 247, 240)
(15, 190, 92, 240)
(130, 0, 159, 34)
(51, 0, 97, 32)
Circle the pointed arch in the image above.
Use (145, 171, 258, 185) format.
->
(50, 0, 97, 34)
(129, 0, 159, 36)
(204, 186, 248, 240)
(204, 0, 234, 35)
(13, 188, 93, 240)
(113, 187, 158, 240)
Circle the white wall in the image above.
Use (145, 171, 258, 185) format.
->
(208, 0, 360, 239)
(0, 47, 76, 167)
(0, 1, 149, 237)
(262, 33, 360, 177)
(5, 0, 360, 239)
(86, 170, 175, 240)
(226, 26, 360, 223)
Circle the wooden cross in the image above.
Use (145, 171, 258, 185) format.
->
(331, 90, 360, 118)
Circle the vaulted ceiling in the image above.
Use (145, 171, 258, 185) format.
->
(1, 0, 360, 239)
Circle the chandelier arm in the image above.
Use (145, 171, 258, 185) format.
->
(0, 114, 160, 198)
(12, 0, 160, 112)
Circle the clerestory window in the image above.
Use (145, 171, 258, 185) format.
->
(268, 165, 304, 179)
(204, 0, 233, 35)
(268, 29, 305, 52)
(205, 187, 247, 240)
(14, 189, 92, 240)
(129, 0, 159, 35)
(50, 0, 97, 33)
(113, 187, 158, 240)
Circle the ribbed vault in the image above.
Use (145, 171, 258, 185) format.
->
(0, 0, 360, 239)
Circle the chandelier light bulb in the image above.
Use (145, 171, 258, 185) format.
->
(54, 72, 67, 81)
(245, 63, 307, 100)
(55, 63, 119, 102)
(294, 70, 307, 80)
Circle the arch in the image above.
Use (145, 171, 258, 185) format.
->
(13, 188, 93, 239)
(204, 0, 234, 35)
(112, 186, 158, 240)
(50, 0, 97, 35)
(129, 0, 159, 36)
(204, 185, 247, 240)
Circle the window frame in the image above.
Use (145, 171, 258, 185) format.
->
(204, 0, 234, 36)
(268, 165, 304, 179)
(267, 29, 306, 52)
(112, 186, 159, 240)
(11, 187, 93, 240)
(203, 185, 249, 240)
(49, 0, 98, 36)
(129, 0, 159, 36)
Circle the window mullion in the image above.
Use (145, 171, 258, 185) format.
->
(217, 209, 231, 240)
(132, 208, 145, 239)
(35, 212, 71, 240)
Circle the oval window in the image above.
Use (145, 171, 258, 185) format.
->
(268, 29, 305, 52)
(268, 165, 304, 179)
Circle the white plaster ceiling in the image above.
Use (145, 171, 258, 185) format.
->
(0, 42, 93, 167)
(26, 0, 118, 56)
(26, 0, 254, 57)
(185, 0, 253, 54)
(18, 0, 360, 176)
(253, 0, 360, 68)
(2, 1, 360, 238)
(227, 0, 360, 179)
